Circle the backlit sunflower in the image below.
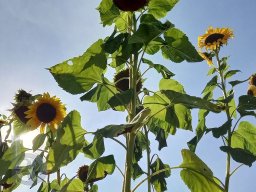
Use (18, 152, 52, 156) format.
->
(25, 93, 66, 133)
(198, 27, 234, 51)
(198, 52, 213, 66)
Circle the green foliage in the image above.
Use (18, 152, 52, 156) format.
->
(32, 134, 46, 152)
(237, 95, 256, 117)
(46, 110, 86, 172)
(49, 39, 107, 94)
(206, 120, 232, 138)
(148, 0, 179, 19)
(97, 0, 120, 26)
(150, 157, 171, 192)
(180, 149, 223, 192)
(83, 134, 105, 159)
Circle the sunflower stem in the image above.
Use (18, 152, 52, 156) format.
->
(57, 169, 61, 185)
(144, 126, 152, 192)
(215, 49, 232, 192)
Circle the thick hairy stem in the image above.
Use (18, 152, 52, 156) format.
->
(215, 50, 232, 192)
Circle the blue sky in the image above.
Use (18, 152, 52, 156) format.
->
(0, 0, 255, 191)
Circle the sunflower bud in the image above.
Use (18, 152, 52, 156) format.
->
(247, 85, 256, 96)
(77, 165, 89, 182)
(113, 0, 148, 12)
(249, 74, 256, 86)
(114, 68, 142, 92)
(13, 105, 30, 124)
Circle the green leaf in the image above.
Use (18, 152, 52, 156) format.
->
(0, 141, 26, 177)
(187, 109, 209, 152)
(103, 31, 126, 54)
(97, 0, 120, 26)
(230, 121, 256, 165)
(80, 78, 123, 111)
(87, 155, 115, 183)
(144, 92, 192, 134)
(155, 127, 168, 150)
(129, 14, 172, 45)
(207, 67, 217, 76)
(83, 134, 105, 159)
(159, 78, 185, 93)
(202, 76, 218, 96)
(150, 157, 171, 192)
(47, 110, 86, 172)
(229, 78, 248, 87)
(237, 95, 256, 117)
(145, 37, 164, 55)
(132, 163, 144, 180)
(161, 90, 222, 113)
(161, 28, 203, 63)
(142, 58, 175, 79)
(220, 146, 256, 167)
(148, 0, 179, 19)
(115, 12, 129, 33)
(224, 70, 241, 79)
(133, 132, 148, 162)
(180, 149, 223, 192)
(206, 120, 232, 138)
(32, 134, 46, 152)
(49, 40, 107, 94)
(108, 89, 133, 108)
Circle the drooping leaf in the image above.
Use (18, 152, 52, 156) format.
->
(83, 134, 105, 159)
(142, 58, 175, 79)
(159, 78, 185, 93)
(0, 141, 26, 177)
(150, 157, 171, 192)
(161, 90, 221, 113)
(180, 149, 223, 192)
(80, 78, 124, 111)
(206, 120, 232, 138)
(154, 127, 168, 150)
(220, 146, 256, 167)
(49, 40, 107, 94)
(103, 30, 126, 54)
(32, 134, 46, 152)
(148, 0, 179, 19)
(132, 163, 144, 180)
(133, 132, 148, 162)
(187, 109, 209, 152)
(47, 111, 86, 173)
(97, 0, 120, 26)
(108, 89, 133, 108)
(86, 155, 115, 183)
(161, 28, 203, 63)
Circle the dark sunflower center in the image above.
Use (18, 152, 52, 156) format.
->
(205, 33, 225, 44)
(36, 103, 56, 123)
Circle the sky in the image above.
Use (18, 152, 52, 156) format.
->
(0, 0, 256, 191)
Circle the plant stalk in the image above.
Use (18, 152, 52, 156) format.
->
(215, 50, 232, 192)
(144, 127, 152, 192)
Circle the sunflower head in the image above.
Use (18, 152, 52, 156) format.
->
(247, 85, 256, 96)
(113, 0, 149, 12)
(114, 68, 142, 92)
(249, 74, 256, 86)
(198, 27, 234, 51)
(25, 93, 66, 133)
(77, 165, 89, 182)
(12, 104, 30, 124)
(198, 52, 213, 66)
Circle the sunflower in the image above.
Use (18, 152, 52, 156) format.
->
(198, 52, 213, 66)
(247, 85, 256, 96)
(198, 27, 234, 51)
(25, 93, 66, 133)
(249, 74, 256, 86)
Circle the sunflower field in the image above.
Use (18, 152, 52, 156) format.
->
(0, 0, 256, 192)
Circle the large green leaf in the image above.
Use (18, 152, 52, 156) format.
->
(0, 141, 26, 177)
(206, 120, 232, 138)
(86, 155, 115, 183)
(83, 134, 105, 159)
(161, 28, 203, 63)
(159, 78, 185, 93)
(49, 40, 107, 94)
(161, 90, 222, 113)
(108, 89, 133, 108)
(47, 110, 86, 172)
(150, 157, 171, 192)
(144, 92, 192, 134)
(201, 75, 218, 97)
(129, 14, 172, 45)
(97, 0, 120, 26)
(180, 149, 223, 192)
(103, 30, 126, 54)
(115, 12, 129, 33)
(32, 134, 46, 152)
(148, 0, 179, 19)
